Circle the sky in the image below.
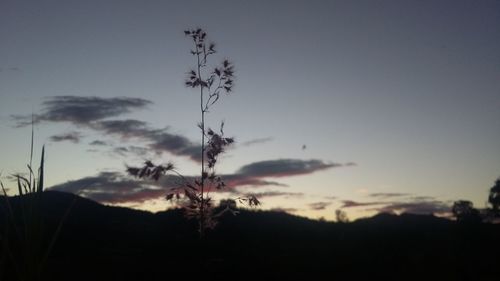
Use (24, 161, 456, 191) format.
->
(1, 0, 499, 221)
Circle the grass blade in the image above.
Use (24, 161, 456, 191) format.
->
(37, 146, 44, 193)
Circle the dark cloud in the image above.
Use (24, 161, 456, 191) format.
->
(13, 96, 151, 127)
(94, 119, 201, 161)
(341, 196, 451, 216)
(49, 132, 82, 143)
(89, 140, 108, 146)
(340, 200, 384, 208)
(49, 172, 166, 204)
(127, 146, 149, 155)
(368, 193, 410, 198)
(223, 158, 350, 189)
(411, 196, 435, 201)
(113, 147, 129, 156)
(270, 207, 299, 214)
(241, 137, 274, 147)
(376, 200, 450, 215)
(244, 191, 303, 199)
(223, 176, 289, 188)
(49, 158, 343, 204)
(235, 159, 348, 178)
(13, 94, 201, 160)
(0, 66, 20, 72)
(11, 95, 201, 161)
(309, 201, 332, 210)
(112, 145, 149, 157)
(92, 119, 148, 136)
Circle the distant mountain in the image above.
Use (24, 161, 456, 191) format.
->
(1, 191, 499, 281)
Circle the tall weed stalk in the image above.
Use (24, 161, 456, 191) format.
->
(128, 28, 259, 237)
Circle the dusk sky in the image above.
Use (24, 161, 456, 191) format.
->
(1, 0, 499, 220)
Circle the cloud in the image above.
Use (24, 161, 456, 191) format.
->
(13, 96, 151, 127)
(223, 159, 351, 189)
(340, 200, 384, 208)
(89, 140, 108, 146)
(112, 145, 149, 157)
(235, 159, 347, 178)
(113, 147, 129, 156)
(49, 158, 345, 204)
(223, 176, 289, 188)
(410, 196, 435, 201)
(93, 119, 201, 161)
(376, 200, 450, 215)
(308, 201, 332, 210)
(243, 191, 303, 199)
(240, 137, 274, 147)
(341, 196, 451, 216)
(12, 95, 201, 161)
(92, 119, 148, 136)
(49, 172, 166, 204)
(49, 132, 82, 143)
(270, 207, 299, 214)
(0, 66, 20, 72)
(368, 193, 410, 198)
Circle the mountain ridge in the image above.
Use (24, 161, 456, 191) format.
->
(1, 191, 499, 281)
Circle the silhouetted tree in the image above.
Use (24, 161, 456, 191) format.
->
(127, 28, 259, 237)
(335, 209, 349, 223)
(452, 200, 481, 223)
(488, 178, 500, 215)
(219, 199, 237, 209)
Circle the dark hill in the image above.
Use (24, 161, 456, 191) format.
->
(1, 191, 499, 281)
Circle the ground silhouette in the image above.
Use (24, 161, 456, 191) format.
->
(1, 191, 500, 281)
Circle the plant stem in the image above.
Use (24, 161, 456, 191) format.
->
(196, 41, 206, 237)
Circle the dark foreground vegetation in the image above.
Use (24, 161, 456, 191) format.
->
(1, 191, 499, 281)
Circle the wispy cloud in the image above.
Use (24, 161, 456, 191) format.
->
(270, 207, 299, 214)
(240, 137, 274, 147)
(340, 196, 451, 216)
(49, 158, 348, 204)
(0, 66, 21, 72)
(112, 146, 149, 157)
(49, 132, 82, 143)
(241, 191, 303, 199)
(340, 200, 384, 208)
(12, 96, 202, 161)
(93, 119, 201, 161)
(12, 96, 152, 127)
(308, 201, 332, 210)
(235, 159, 348, 178)
(49, 172, 165, 204)
(375, 200, 450, 215)
(368, 192, 410, 199)
(224, 159, 352, 188)
(89, 140, 108, 146)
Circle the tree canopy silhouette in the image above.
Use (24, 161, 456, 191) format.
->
(452, 200, 481, 223)
(488, 178, 500, 215)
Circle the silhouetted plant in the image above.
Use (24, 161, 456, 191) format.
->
(127, 28, 259, 237)
(0, 125, 74, 281)
(452, 200, 481, 223)
(488, 178, 500, 215)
